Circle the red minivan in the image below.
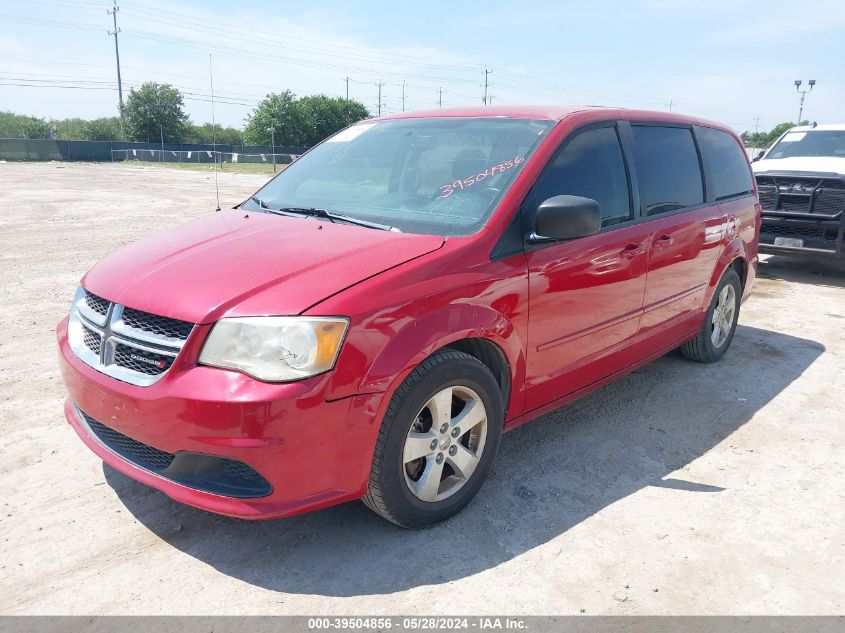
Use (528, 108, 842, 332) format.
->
(58, 106, 760, 528)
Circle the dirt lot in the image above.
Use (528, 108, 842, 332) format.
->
(1, 162, 843, 615)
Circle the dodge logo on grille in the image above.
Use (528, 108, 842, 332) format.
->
(129, 352, 168, 369)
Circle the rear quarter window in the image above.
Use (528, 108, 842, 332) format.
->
(698, 127, 754, 201)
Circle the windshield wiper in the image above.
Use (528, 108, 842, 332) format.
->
(248, 195, 271, 209)
(270, 206, 395, 232)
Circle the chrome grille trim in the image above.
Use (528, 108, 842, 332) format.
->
(67, 287, 194, 387)
(78, 290, 108, 326)
(111, 304, 187, 349)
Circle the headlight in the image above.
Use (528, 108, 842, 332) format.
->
(198, 316, 349, 382)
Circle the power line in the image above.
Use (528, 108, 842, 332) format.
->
(4, 9, 666, 111)
(2, 6, 714, 119)
(0, 78, 261, 106)
(0, 57, 276, 92)
(121, 28, 481, 89)
(118, 1, 482, 73)
(0, 13, 102, 31)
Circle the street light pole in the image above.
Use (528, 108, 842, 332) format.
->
(795, 79, 816, 125)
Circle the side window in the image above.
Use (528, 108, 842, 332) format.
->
(698, 127, 754, 201)
(529, 126, 632, 228)
(632, 125, 704, 215)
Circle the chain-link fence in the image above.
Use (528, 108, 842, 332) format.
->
(0, 138, 306, 162)
(110, 148, 299, 167)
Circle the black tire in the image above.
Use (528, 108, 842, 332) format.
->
(362, 349, 504, 528)
(680, 268, 742, 363)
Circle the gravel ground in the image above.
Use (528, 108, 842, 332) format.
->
(0, 162, 843, 615)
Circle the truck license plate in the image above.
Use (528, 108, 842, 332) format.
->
(774, 237, 804, 248)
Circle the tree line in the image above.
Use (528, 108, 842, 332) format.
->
(7, 83, 799, 152)
(2, 81, 370, 148)
(740, 121, 809, 149)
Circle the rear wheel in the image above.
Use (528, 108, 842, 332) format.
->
(680, 268, 742, 363)
(362, 349, 503, 528)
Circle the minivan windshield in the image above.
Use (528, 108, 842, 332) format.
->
(766, 130, 845, 160)
(242, 117, 554, 236)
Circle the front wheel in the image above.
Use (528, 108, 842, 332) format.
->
(362, 349, 503, 528)
(680, 268, 742, 363)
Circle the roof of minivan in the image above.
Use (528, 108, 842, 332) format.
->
(377, 105, 732, 131)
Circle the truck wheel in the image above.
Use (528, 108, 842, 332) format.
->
(681, 268, 742, 363)
(362, 349, 503, 528)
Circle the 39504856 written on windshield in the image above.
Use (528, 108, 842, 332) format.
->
(439, 155, 525, 199)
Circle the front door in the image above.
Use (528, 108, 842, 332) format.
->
(523, 123, 649, 412)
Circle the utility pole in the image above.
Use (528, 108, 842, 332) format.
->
(209, 53, 220, 211)
(482, 67, 492, 105)
(795, 79, 816, 124)
(107, 0, 123, 108)
(376, 81, 385, 116)
(438, 87, 443, 108)
(401, 80, 406, 112)
(666, 99, 675, 112)
(753, 117, 761, 134)
(159, 123, 164, 162)
(345, 76, 349, 100)
(209, 53, 217, 150)
(268, 127, 276, 172)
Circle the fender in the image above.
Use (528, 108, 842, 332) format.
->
(706, 235, 749, 307)
(359, 303, 526, 422)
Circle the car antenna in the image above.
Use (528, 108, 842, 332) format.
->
(209, 52, 221, 212)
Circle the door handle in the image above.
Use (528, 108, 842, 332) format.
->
(653, 235, 674, 248)
(620, 243, 646, 259)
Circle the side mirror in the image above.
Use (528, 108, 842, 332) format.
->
(751, 150, 765, 162)
(529, 195, 601, 242)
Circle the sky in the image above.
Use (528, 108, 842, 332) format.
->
(0, 0, 842, 135)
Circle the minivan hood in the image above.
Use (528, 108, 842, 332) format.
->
(82, 209, 444, 323)
(753, 156, 845, 177)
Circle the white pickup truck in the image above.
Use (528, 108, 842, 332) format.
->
(752, 124, 845, 259)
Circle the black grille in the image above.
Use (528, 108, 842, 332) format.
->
(84, 291, 110, 317)
(122, 307, 193, 340)
(756, 176, 845, 217)
(81, 325, 101, 355)
(81, 411, 176, 471)
(816, 188, 845, 216)
(761, 222, 838, 242)
(77, 408, 272, 498)
(221, 458, 269, 486)
(113, 343, 173, 375)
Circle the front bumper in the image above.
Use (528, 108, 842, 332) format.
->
(759, 214, 845, 258)
(756, 171, 845, 258)
(57, 316, 384, 520)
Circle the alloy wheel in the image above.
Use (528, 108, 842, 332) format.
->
(710, 284, 737, 348)
(402, 386, 488, 503)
